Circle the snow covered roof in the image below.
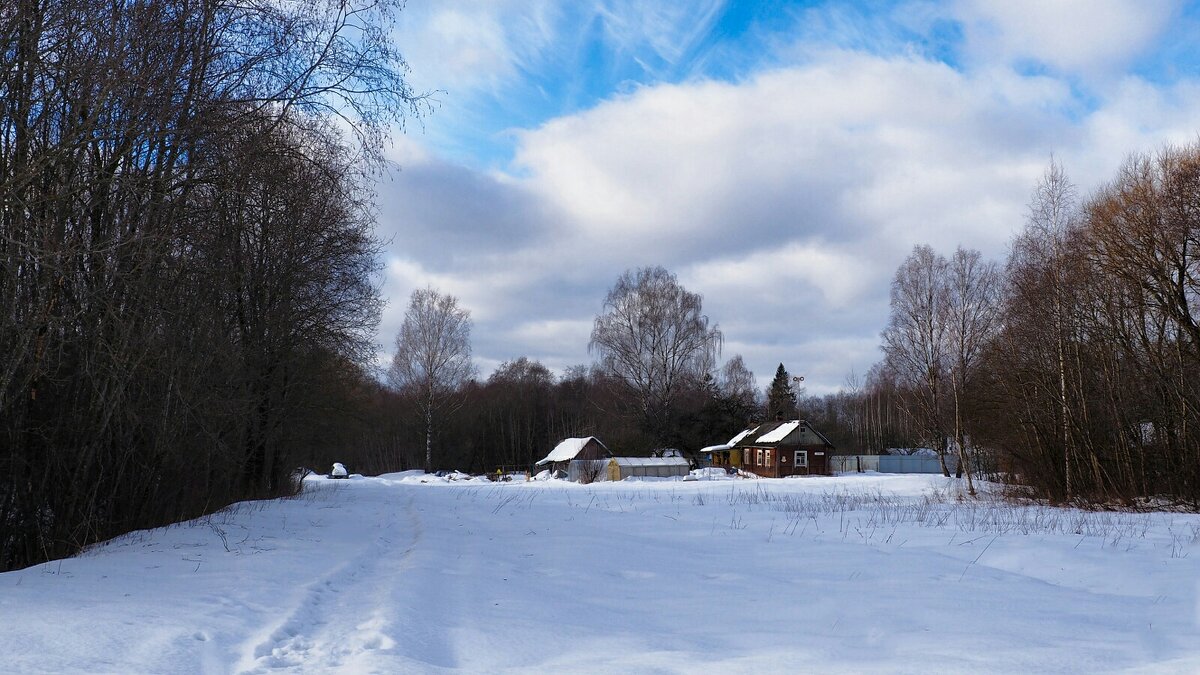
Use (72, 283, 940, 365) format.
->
(727, 429, 753, 446)
(610, 457, 689, 467)
(729, 420, 836, 448)
(536, 437, 606, 466)
(756, 421, 799, 443)
(699, 444, 731, 453)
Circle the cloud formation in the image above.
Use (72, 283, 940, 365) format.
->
(953, 0, 1180, 75)
(375, 1, 1200, 395)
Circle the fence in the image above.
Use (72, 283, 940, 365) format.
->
(829, 454, 958, 474)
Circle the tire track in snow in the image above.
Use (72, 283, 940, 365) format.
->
(236, 492, 422, 673)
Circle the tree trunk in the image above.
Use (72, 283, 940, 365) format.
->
(424, 402, 433, 473)
(953, 378, 976, 495)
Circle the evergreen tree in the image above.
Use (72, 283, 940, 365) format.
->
(766, 364, 797, 421)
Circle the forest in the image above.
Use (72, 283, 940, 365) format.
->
(0, 0, 423, 570)
(4, 0, 1200, 575)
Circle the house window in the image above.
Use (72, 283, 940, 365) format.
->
(794, 451, 808, 468)
(757, 449, 764, 465)
(766, 449, 772, 465)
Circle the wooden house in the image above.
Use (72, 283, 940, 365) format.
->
(737, 420, 834, 477)
(535, 437, 611, 476)
(707, 420, 834, 477)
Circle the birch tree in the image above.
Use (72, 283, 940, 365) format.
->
(882, 245, 951, 475)
(945, 247, 1000, 493)
(1016, 160, 1080, 498)
(389, 288, 476, 472)
(719, 355, 758, 412)
(589, 266, 722, 443)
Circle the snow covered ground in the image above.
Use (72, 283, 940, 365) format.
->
(2, 472, 1199, 674)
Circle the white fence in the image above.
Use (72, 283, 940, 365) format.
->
(830, 454, 958, 474)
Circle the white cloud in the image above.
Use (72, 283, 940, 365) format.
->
(393, 0, 560, 96)
(513, 50, 1068, 267)
(953, 0, 1180, 75)
(597, 0, 726, 69)
(377, 14, 1200, 390)
(684, 242, 872, 308)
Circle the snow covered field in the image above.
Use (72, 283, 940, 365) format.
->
(2, 472, 1199, 674)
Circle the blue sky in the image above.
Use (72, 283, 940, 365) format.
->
(378, 0, 1200, 395)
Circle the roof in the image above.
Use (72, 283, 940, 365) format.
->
(757, 421, 799, 443)
(536, 437, 607, 465)
(610, 457, 690, 467)
(731, 420, 836, 448)
(699, 444, 731, 453)
(727, 429, 753, 446)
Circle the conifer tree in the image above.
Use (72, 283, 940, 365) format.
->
(766, 364, 797, 421)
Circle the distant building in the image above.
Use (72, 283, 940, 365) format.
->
(536, 437, 611, 476)
(606, 456, 690, 481)
(703, 420, 834, 477)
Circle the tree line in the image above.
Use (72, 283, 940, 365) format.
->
(363, 264, 924, 479)
(351, 267, 759, 475)
(372, 143, 1200, 509)
(833, 146, 1200, 505)
(1, 0, 423, 570)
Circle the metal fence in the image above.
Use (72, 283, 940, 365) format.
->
(830, 454, 958, 474)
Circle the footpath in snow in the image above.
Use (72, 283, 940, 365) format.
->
(1, 471, 1198, 674)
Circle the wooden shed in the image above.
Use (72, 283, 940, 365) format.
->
(701, 428, 754, 471)
(536, 437, 610, 476)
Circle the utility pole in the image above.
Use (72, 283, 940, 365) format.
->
(792, 375, 805, 419)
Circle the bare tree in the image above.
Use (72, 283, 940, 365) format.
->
(1021, 159, 1080, 499)
(719, 355, 758, 412)
(882, 245, 951, 475)
(389, 288, 476, 471)
(945, 247, 1000, 494)
(589, 266, 722, 443)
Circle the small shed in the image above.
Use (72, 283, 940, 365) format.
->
(702, 428, 753, 471)
(607, 457, 690, 481)
(536, 437, 610, 476)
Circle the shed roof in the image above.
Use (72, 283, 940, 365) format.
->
(727, 429, 754, 446)
(537, 436, 607, 466)
(610, 457, 690, 467)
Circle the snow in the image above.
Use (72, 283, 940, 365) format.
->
(755, 420, 799, 443)
(610, 457, 689, 467)
(536, 436, 603, 465)
(699, 443, 731, 453)
(689, 467, 735, 480)
(727, 428, 753, 445)
(2, 473, 1200, 673)
(330, 462, 347, 477)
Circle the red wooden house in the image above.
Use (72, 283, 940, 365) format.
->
(731, 420, 834, 477)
